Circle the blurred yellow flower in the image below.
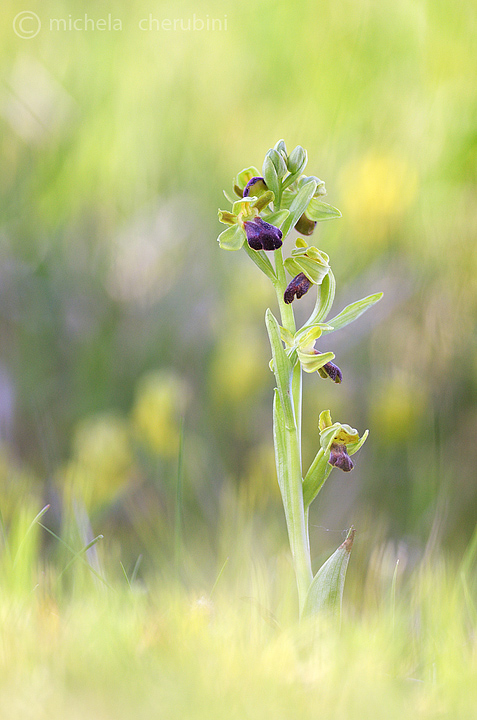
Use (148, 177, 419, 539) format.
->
(63, 412, 133, 508)
(211, 328, 267, 405)
(371, 377, 426, 443)
(340, 152, 418, 246)
(131, 370, 187, 458)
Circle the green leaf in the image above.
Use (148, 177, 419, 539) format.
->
(265, 309, 295, 430)
(322, 292, 383, 333)
(297, 350, 335, 374)
(217, 224, 245, 251)
(302, 528, 355, 618)
(306, 199, 342, 221)
(273, 390, 290, 517)
(281, 180, 317, 238)
(262, 155, 280, 200)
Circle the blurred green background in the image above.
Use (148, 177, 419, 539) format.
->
(0, 0, 476, 576)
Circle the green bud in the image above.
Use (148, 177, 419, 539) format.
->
(217, 224, 246, 251)
(287, 145, 307, 174)
(266, 148, 288, 179)
(274, 139, 288, 162)
(262, 155, 280, 200)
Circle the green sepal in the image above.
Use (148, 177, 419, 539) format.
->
(235, 167, 260, 191)
(297, 349, 334, 374)
(281, 180, 317, 238)
(262, 154, 280, 202)
(347, 429, 369, 455)
(306, 199, 342, 222)
(265, 309, 296, 430)
(287, 145, 307, 175)
(217, 224, 245, 251)
(302, 528, 355, 619)
(224, 189, 237, 203)
(321, 292, 383, 334)
(261, 209, 290, 228)
(284, 255, 329, 285)
(294, 324, 325, 348)
(292, 323, 334, 352)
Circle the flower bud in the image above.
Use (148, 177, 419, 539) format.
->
(287, 145, 307, 174)
(274, 139, 288, 162)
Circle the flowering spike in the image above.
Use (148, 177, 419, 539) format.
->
(243, 218, 283, 252)
(284, 273, 312, 304)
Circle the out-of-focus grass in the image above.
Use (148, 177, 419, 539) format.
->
(1, 501, 477, 720)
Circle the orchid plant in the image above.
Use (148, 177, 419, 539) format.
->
(217, 141, 382, 618)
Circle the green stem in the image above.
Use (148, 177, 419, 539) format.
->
(272, 247, 312, 612)
(283, 424, 312, 611)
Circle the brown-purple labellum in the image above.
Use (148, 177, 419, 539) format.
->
(243, 217, 283, 251)
(322, 361, 343, 384)
(294, 212, 317, 236)
(284, 272, 312, 304)
(329, 443, 353, 472)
